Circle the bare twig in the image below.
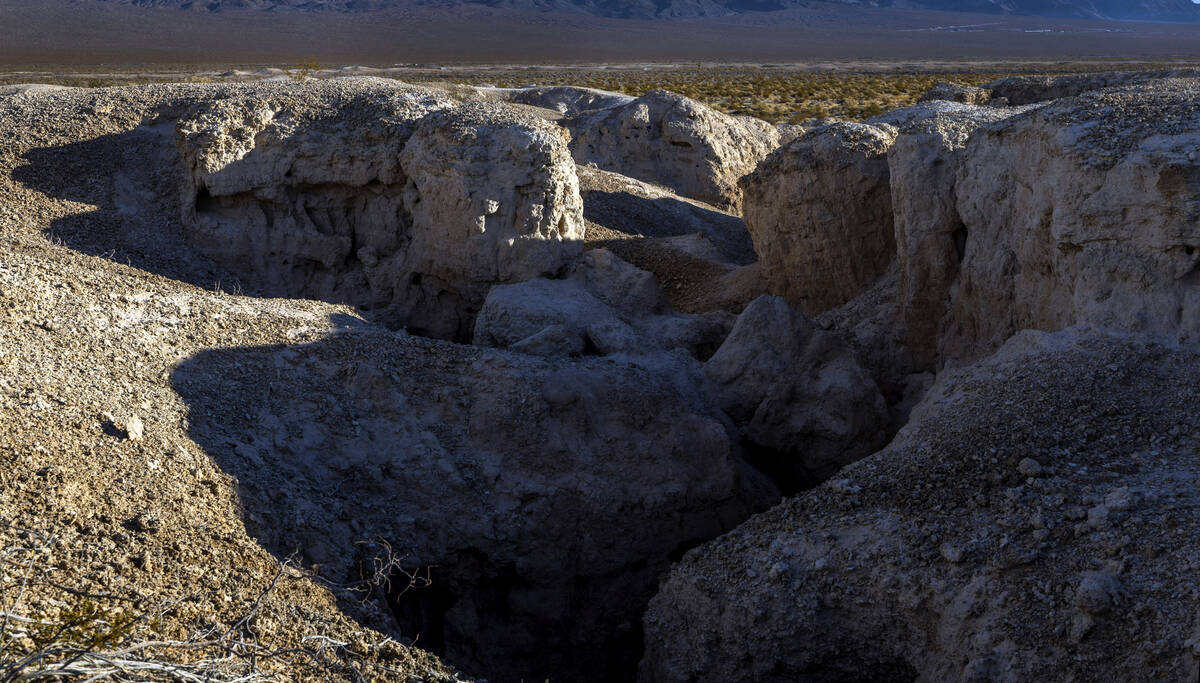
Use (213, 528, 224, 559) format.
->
(0, 525, 456, 683)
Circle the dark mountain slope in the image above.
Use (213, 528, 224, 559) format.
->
(7, 0, 1200, 66)
(86, 0, 1200, 21)
(899, 0, 1200, 22)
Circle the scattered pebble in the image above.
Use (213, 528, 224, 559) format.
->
(1069, 611, 1096, 642)
(1018, 458, 1043, 477)
(829, 478, 860, 494)
(1087, 505, 1110, 528)
(125, 415, 145, 441)
(940, 542, 965, 563)
(1104, 487, 1137, 511)
(130, 512, 162, 534)
(1075, 571, 1121, 614)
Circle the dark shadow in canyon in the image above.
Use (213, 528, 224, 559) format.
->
(167, 314, 779, 682)
(11, 112, 257, 295)
(582, 189, 756, 265)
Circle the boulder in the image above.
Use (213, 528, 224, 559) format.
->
(740, 121, 898, 314)
(174, 319, 777, 683)
(176, 81, 585, 340)
(947, 79, 1200, 360)
(566, 90, 780, 212)
(918, 81, 994, 106)
(474, 249, 731, 359)
(775, 122, 807, 145)
(704, 295, 888, 484)
(643, 326, 1200, 683)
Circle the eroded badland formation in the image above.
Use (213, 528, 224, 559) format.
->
(0, 68, 1198, 681)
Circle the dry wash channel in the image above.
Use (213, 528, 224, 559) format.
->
(5, 68, 1200, 683)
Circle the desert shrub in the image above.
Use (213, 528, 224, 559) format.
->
(289, 58, 322, 82)
(0, 527, 455, 682)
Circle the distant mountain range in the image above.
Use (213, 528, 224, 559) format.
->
(93, 0, 1200, 21)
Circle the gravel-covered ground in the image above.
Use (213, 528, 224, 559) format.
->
(0, 81, 472, 682)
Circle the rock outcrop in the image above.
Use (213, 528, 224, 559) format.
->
(918, 80, 994, 106)
(474, 248, 730, 359)
(704, 295, 888, 485)
(947, 80, 1200, 359)
(740, 121, 898, 314)
(985, 68, 1200, 106)
(177, 82, 585, 340)
(567, 90, 780, 212)
(9, 70, 1200, 683)
(3, 77, 779, 683)
(643, 326, 1200, 683)
(759, 84, 1199, 373)
(0, 79, 490, 683)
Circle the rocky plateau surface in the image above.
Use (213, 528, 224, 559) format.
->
(0, 71, 1196, 683)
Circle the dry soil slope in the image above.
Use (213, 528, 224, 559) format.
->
(0, 82, 475, 681)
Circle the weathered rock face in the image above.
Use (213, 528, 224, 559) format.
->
(484, 85, 634, 117)
(948, 81, 1200, 360)
(177, 83, 585, 340)
(567, 90, 780, 212)
(740, 122, 898, 314)
(474, 248, 731, 359)
(704, 295, 888, 485)
(174, 320, 777, 683)
(876, 101, 1021, 370)
(817, 88, 1197, 373)
(643, 326, 1200, 683)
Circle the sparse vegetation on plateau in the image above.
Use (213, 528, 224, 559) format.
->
(289, 59, 323, 82)
(462, 70, 1002, 121)
(401, 62, 1198, 122)
(4, 62, 1200, 122)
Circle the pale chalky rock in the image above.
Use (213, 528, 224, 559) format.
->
(177, 81, 585, 340)
(872, 100, 1020, 369)
(567, 90, 780, 212)
(740, 122, 898, 314)
(947, 79, 1200, 360)
(483, 85, 634, 117)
